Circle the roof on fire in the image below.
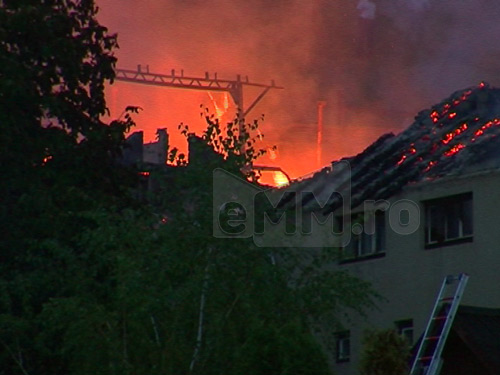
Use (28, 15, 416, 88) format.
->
(280, 82, 500, 213)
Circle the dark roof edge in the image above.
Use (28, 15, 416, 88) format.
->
(400, 167, 500, 194)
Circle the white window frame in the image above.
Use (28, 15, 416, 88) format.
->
(425, 193, 473, 247)
(336, 331, 350, 362)
(343, 211, 385, 258)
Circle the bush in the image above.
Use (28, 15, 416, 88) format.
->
(359, 328, 410, 375)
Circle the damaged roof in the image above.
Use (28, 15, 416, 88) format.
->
(283, 82, 500, 212)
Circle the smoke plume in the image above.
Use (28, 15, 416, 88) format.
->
(97, 0, 500, 178)
(357, 0, 376, 20)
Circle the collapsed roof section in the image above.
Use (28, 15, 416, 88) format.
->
(282, 82, 500, 213)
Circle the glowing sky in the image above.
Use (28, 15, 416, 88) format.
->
(97, 0, 500, 178)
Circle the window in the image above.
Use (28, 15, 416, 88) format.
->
(339, 211, 386, 261)
(424, 193, 473, 248)
(395, 319, 414, 345)
(335, 331, 350, 363)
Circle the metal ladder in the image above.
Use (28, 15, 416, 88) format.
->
(409, 273, 469, 375)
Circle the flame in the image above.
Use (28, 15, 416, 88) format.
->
(255, 169, 290, 187)
(256, 129, 264, 141)
(273, 171, 289, 187)
(223, 92, 229, 112)
(207, 92, 227, 120)
(268, 147, 277, 160)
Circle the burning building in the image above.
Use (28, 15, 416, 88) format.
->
(279, 83, 500, 375)
(122, 128, 169, 166)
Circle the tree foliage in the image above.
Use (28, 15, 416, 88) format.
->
(146, 113, 378, 374)
(0, 0, 133, 197)
(359, 329, 411, 375)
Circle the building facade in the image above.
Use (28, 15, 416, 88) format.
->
(330, 169, 500, 375)
(281, 83, 500, 374)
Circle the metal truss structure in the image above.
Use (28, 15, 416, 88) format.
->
(115, 65, 283, 118)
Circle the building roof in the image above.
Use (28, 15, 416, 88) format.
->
(282, 83, 500, 213)
(446, 305, 500, 374)
(410, 306, 500, 375)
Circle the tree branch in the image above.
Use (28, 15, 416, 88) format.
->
(0, 339, 31, 375)
(189, 248, 212, 374)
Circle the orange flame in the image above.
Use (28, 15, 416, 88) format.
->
(207, 92, 229, 120)
(272, 171, 290, 187)
(256, 129, 264, 141)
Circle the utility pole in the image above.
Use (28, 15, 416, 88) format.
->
(317, 101, 326, 168)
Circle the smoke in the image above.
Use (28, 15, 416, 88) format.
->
(357, 0, 376, 20)
(97, 0, 500, 178)
(407, 0, 430, 11)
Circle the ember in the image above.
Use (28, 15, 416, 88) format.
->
(473, 118, 500, 137)
(300, 82, 500, 211)
(282, 83, 500, 215)
(396, 155, 407, 166)
(423, 161, 436, 173)
(444, 143, 465, 157)
(390, 83, 500, 182)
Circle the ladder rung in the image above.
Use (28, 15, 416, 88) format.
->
(410, 274, 469, 375)
(440, 297, 455, 301)
(432, 315, 447, 320)
(424, 336, 441, 341)
(419, 356, 433, 361)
